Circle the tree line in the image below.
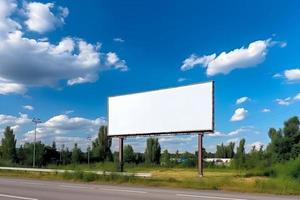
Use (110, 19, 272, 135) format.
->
(0, 126, 162, 167)
(0, 116, 299, 170)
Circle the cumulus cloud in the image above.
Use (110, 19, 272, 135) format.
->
(106, 52, 128, 71)
(276, 97, 292, 106)
(181, 39, 285, 76)
(262, 108, 271, 113)
(207, 131, 226, 137)
(227, 126, 258, 136)
(284, 69, 300, 81)
(22, 114, 106, 143)
(293, 93, 300, 101)
(181, 54, 216, 71)
(0, 113, 31, 126)
(0, 113, 31, 134)
(230, 108, 248, 122)
(24, 2, 69, 33)
(23, 105, 34, 110)
(247, 141, 265, 152)
(0, 78, 26, 95)
(0, 1, 127, 95)
(276, 93, 300, 106)
(236, 96, 250, 105)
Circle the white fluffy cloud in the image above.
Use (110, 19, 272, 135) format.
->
(247, 141, 264, 152)
(0, 78, 26, 95)
(0, 0, 127, 95)
(207, 131, 226, 137)
(106, 52, 128, 71)
(236, 96, 249, 105)
(230, 108, 248, 122)
(24, 2, 69, 33)
(181, 39, 285, 76)
(0, 113, 31, 134)
(23, 105, 34, 110)
(227, 127, 256, 136)
(276, 93, 300, 106)
(23, 114, 106, 143)
(276, 97, 291, 106)
(284, 69, 300, 81)
(294, 93, 300, 101)
(262, 108, 271, 113)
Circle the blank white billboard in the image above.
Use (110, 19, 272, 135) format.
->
(108, 81, 214, 136)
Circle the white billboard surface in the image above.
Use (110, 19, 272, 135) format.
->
(108, 81, 214, 136)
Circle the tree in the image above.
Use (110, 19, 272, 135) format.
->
(267, 116, 300, 162)
(233, 139, 246, 169)
(92, 126, 112, 162)
(1, 127, 17, 162)
(71, 143, 82, 164)
(216, 142, 235, 158)
(160, 149, 170, 166)
(124, 145, 135, 163)
(144, 138, 161, 164)
(23, 142, 45, 167)
(17, 145, 25, 165)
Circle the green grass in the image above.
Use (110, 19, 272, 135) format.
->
(0, 165, 299, 195)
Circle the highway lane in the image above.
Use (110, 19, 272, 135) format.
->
(0, 177, 298, 200)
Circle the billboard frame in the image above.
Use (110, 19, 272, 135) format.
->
(107, 80, 215, 176)
(107, 80, 215, 137)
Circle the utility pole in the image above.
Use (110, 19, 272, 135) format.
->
(32, 118, 42, 168)
(87, 135, 91, 165)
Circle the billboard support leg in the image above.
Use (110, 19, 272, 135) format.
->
(119, 137, 124, 172)
(198, 133, 203, 177)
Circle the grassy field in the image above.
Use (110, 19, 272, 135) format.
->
(0, 164, 300, 195)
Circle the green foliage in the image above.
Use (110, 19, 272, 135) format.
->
(91, 126, 112, 162)
(267, 116, 300, 162)
(71, 143, 82, 164)
(144, 137, 161, 164)
(1, 127, 17, 162)
(160, 149, 171, 166)
(233, 139, 246, 169)
(124, 145, 135, 163)
(179, 151, 197, 167)
(216, 142, 235, 158)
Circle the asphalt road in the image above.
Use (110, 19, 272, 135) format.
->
(0, 177, 298, 200)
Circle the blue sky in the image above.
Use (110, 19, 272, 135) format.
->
(0, 0, 299, 153)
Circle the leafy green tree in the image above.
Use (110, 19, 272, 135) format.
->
(92, 126, 112, 162)
(124, 145, 135, 163)
(17, 145, 25, 165)
(23, 142, 45, 167)
(161, 149, 170, 166)
(216, 142, 235, 158)
(233, 139, 246, 169)
(134, 152, 145, 164)
(145, 138, 161, 164)
(267, 116, 300, 162)
(1, 127, 17, 162)
(71, 143, 82, 164)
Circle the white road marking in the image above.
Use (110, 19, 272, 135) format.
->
(101, 188, 147, 194)
(176, 193, 248, 200)
(59, 185, 90, 189)
(0, 194, 38, 200)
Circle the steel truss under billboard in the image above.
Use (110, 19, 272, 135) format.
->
(108, 81, 214, 137)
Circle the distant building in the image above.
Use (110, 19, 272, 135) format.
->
(204, 158, 232, 166)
